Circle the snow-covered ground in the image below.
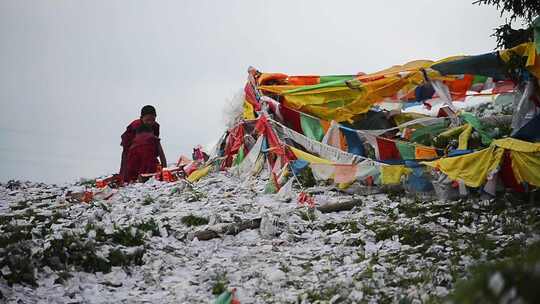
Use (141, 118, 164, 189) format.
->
(1, 171, 539, 303)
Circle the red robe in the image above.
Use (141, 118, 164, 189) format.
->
(119, 119, 160, 182)
(125, 132, 160, 182)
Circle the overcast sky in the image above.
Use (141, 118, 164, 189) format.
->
(0, 1, 507, 184)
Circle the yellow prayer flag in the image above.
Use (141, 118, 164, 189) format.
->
(492, 138, 540, 187)
(493, 137, 540, 153)
(187, 165, 212, 183)
(289, 146, 333, 165)
(381, 165, 412, 185)
(423, 146, 503, 187)
(458, 124, 473, 150)
(243, 100, 256, 120)
(509, 151, 540, 187)
(499, 42, 540, 79)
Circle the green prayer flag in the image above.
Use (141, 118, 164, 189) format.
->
(411, 122, 448, 145)
(319, 75, 354, 83)
(264, 178, 277, 194)
(472, 75, 488, 85)
(214, 291, 233, 304)
(300, 113, 325, 141)
(396, 142, 416, 160)
(460, 112, 492, 145)
(284, 78, 348, 94)
(234, 145, 245, 166)
(534, 16, 540, 53)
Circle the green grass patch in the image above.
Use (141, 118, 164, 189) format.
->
(211, 271, 229, 295)
(321, 220, 360, 233)
(297, 208, 317, 222)
(42, 232, 111, 273)
(186, 189, 207, 202)
(0, 242, 37, 286)
(108, 247, 145, 267)
(110, 226, 146, 247)
(449, 242, 540, 303)
(300, 283, 343, 302)
(181, 214, 209, 227)
(142, 195, 155, 205)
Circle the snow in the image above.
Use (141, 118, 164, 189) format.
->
(1, 172, 539, 303)
(402, 92, 513, 117)
(488, 272, 505, 296)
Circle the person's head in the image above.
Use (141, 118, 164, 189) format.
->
(140, 105, 157, 126)
(136, 124, 154, 134)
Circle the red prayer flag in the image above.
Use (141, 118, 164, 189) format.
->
(376, 137, 401, 161)
(244, 82, 261, 111)
(221, 124, 245, 169)
(500, 151, 525, 192)
(280, 104, 303, 134)
(255, 116, 286, 157)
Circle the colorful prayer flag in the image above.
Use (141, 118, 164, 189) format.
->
(381, 165, 411, 185)
(376, 137, 401, 161)
(396, 142, 416, 160)
(300, 113, 325, 141)
(334, 164, 357, 183)
(281, 105, 303, 133)
(415, 146, 438, 160)
(242, 100, 256, 120)
(234, 145, 245, 166)
(341, 128, 365, 156)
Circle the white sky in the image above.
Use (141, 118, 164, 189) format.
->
(0, 0, 508, 183)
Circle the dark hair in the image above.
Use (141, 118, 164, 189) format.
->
(136, 124, 153, 134)
(141, 105, 157, 117)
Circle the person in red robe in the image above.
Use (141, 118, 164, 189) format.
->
(125, 124, 162, 182)
(119, 105, 167, 183)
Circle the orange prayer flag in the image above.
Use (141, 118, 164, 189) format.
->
(320, 119, 331, 134)
(415, 146, 438, 160)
